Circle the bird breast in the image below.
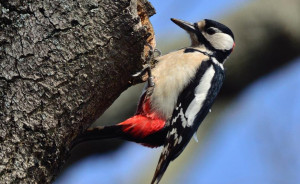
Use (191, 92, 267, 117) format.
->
(150, 49, 209, 119)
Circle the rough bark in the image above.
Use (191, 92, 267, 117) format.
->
(0, 0, 155, 183)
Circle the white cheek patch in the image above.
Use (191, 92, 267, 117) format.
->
(204, 32, 234, 50)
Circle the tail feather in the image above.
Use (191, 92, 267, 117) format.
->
(71, 125, 124, 150)
(151, 154, 171, 184)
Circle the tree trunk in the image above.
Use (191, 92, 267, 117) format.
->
(0, 0, 155, 183)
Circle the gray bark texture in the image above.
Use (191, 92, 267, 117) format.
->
(0, 0, 155, 183)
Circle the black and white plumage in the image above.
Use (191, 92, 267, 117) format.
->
(72, 18, 235, 184)
(151, 18, 235, 184)
(151, 56, 225, 183)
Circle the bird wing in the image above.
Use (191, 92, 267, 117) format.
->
(151, 59, 224, 184)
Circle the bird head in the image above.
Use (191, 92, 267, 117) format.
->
(171, 18, 235, 60)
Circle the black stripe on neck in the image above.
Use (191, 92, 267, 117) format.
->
(184, 48, 212, 56)
(184, 47, 230, 64)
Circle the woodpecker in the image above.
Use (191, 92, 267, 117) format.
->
(73, 18, 235, 184)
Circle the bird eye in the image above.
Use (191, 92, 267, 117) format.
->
(206, 28, 216, 35)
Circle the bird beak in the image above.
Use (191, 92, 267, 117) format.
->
(171, 18, 196, 33)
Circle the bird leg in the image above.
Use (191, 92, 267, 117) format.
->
(154, 48, 162, 57)
(132, 42, 161, 87)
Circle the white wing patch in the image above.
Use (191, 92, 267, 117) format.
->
(171, 104, 187, 126)
(185, 65, 215, 127)
(170, 103, 189, 128)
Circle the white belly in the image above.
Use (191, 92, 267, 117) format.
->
(150, 49, 209, 119)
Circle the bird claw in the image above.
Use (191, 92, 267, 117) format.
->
(132, 65, 155, 87)
(154, 48, 162, 57)
(132, 64, 151, 77)
(145, 43, 159, 87)
(146, 42, 162, 58)
(132, 70, 145, 78)
(131, 42, 159, 87)
(148, 76, 155, 87)
(146, 42, 154, 53)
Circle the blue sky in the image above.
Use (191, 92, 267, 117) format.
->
(57, 144, 160, 184)
(149, 0, 249, 36)
(147, 0, 250, 52)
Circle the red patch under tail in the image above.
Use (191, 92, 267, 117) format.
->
(118, 98, 165, 141)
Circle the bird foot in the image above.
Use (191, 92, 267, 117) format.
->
(132, 65, 155, 87)
(131, 42, 159, 86)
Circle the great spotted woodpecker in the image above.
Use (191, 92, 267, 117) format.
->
(73, 18, 235, 184)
